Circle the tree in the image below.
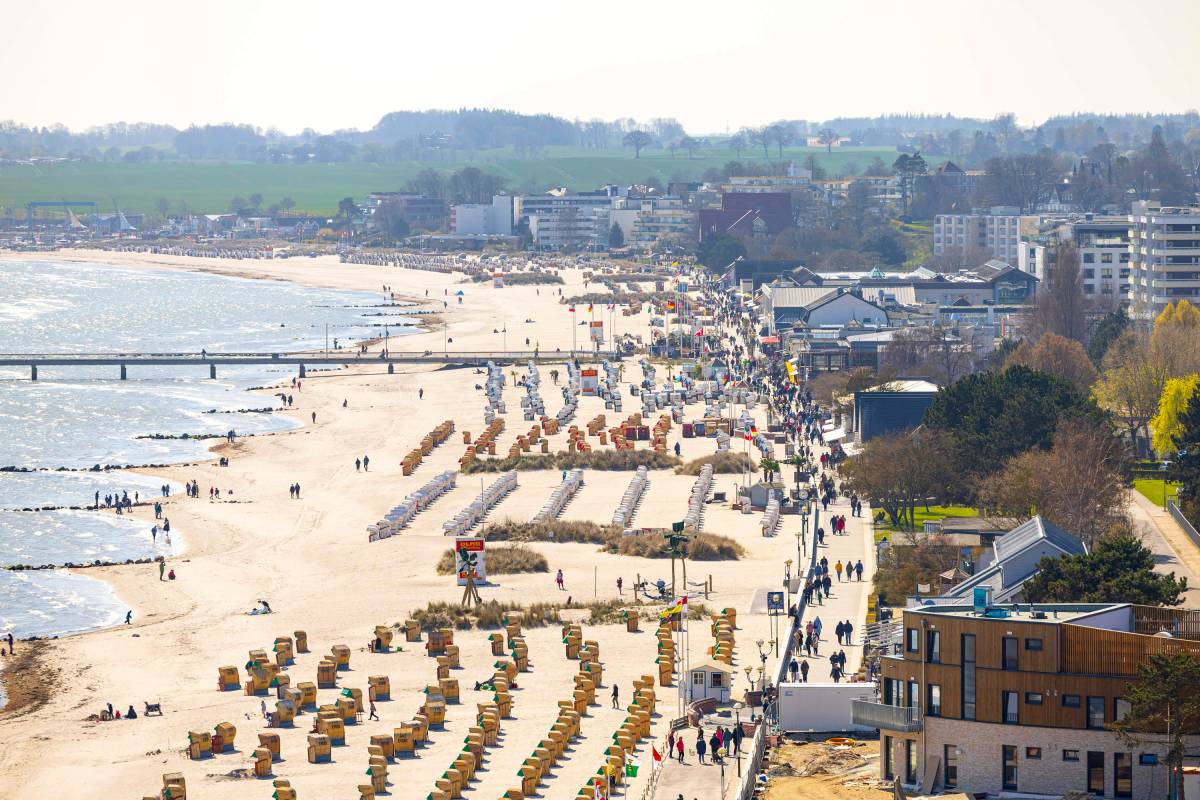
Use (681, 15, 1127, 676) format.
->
(728, 133, 746, 158)
(228, 196, 248, 214)
(622, 130, 652, 159)
(154, 197, 171, 219)
(679, 136, 700, 158)
(1151, 375, 1199, 456)
(1088, 308, 1128, 365)
(279, 196, 295, 212)
(1170, 385, 1200, 527)
(745, 127, 770, 159)
(977, 418, 1129, 548)
(696, 232, 746, 272)
(373, 199, 410, 241)
(923, 364, 1107, 479)
(817, 128, 838, 154)
(1031, 241, 1089, 343)
(980, 152, 1057, 212)
(892, 152, 927, 214)
(1111, 652, 1200, 800)
(1004, 332, 1098, 393)
(608, 221, 624, 249)
(336, 197, 358, 227)
(882, 324, 977, 386)
(1093, 330, 1167, 456)
(842, 429, 956, 530)
(1151, 300, 1200, 378)
(1023, 532, 1187, 606)
(769, 124, 793, 158)
(248, 193, 263, 210)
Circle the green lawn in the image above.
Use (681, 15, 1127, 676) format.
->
(1133, 478, 1181, 508)
(874, 504, 979, 541)
(0, 145, 904, 216)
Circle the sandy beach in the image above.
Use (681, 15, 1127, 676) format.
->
(0, 249, 873, 800)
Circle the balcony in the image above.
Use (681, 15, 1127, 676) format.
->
(850, 700, 923, 732)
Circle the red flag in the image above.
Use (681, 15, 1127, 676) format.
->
(569, 306, 575, 313)
(653, 746, 662, 762)
(695, 328, 704, 337)
(588, 303, 594, 312)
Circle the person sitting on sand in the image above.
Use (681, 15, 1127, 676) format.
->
(126, 705, 137, 719)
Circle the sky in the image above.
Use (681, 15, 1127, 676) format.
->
(4, 0, 1199, 136)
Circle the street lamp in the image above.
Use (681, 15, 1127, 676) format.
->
(744, 665, 755, 692)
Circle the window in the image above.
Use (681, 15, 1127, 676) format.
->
(710, 671, 725, 688)
(692, 672, 705, 686)
(1088, 751, 1105, 794)
(1024, 638, 1043, 651)
(1115, 698, 1131, 722)
(1002, 637, 1018, 671)
(1063, 750, 1080, 762)
(927, 684, 942, 717)
(1062, 694, 1081, 708)
(944, 745, 957, 789)
(1084, 252, 1096, 263)
(1003, 745, 1018, 791)
(883, 678, 896, 706)
(1115, 753, 1132, 798)
(906, 628, 919, 652)
(1025, 692, 1043, 705)
(1087, 696, 1106, 729)
(1102, 252, 1114, 263)
(961, 634, 976, 720)
(1026, 747, 1042, 759)
(1139, 753, 1158, 766)
(908, 681, 920, 711)
(883, 736, 894, 780)
(1003, 691, 1019, 724)
(926, 629, 941, 663)
(905, 739, 916, 785)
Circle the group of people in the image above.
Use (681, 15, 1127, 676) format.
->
(94, 489, 137, 513)
(666, 723, 743, 764)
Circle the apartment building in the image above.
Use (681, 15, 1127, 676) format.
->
(1019, 215, 1132, 307)
(934, 208, 1036, 264)
(519, 188, 617, 250)
(853, 601, 1200, 799)
(628, 196, 697, 251)
(450, 195, 514, 236)
(1128, 201, 1200, 320)
(366, 193, 448, 230)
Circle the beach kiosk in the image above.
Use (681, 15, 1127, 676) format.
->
(686, 661, 732, 703)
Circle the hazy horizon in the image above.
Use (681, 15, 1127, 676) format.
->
(4, 0, 1199, 136)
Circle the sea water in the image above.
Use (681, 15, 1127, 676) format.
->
(0, 258, 413, 640)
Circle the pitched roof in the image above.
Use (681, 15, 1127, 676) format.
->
(939, 515, 1085, 603)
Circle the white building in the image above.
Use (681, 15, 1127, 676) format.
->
(1129, 201, 1200, 320)
(520, 189, 617, 250)
(450, 195, 514, 236)
(1019, 215, 1131, 307)
(934, 208, 1035, 264)
(628, 196, 697, 251)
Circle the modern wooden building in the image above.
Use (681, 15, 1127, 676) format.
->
(852, 601, 1200, 798)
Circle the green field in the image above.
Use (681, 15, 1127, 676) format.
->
(0, 144, 899, 216)
(874, 504, 979, 541)
(1133, 478, 1181, 508)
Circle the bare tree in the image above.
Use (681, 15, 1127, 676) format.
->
(817, 128, 838, 154)
(622, 130, 652, 159)
(883, 324, 978, 385)
(1004, 332, 1099, 393)
(1031, 241, 1089, 343)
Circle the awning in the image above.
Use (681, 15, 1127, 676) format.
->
(760, 336, 780, 345)
(824, 428, 846, 442)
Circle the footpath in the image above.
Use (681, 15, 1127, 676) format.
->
(650, 449, 877, 800)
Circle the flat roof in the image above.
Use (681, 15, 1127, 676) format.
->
(908, 602, 1124, 624)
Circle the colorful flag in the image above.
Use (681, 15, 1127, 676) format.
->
(695, 328, 704, 337)
(626, 758, 640, 777)
(588, 303, 594, 312)
(652, 746, 663, 763)
(569, 306, 575, 312)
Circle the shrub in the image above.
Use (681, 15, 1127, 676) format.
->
(406, 600, 562, 632)
(471, 271, 563, 285)
(480, 519, 744, 561)
(435, 544, 549, 575)
(676, 452, 755, 475)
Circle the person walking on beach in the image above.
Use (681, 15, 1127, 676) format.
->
(611, 684, 619, 709)
(8, 632, 15, 653)
(151, 525, 157, 543)
(835, 560, 843, 581)
(363, 455, 369, 471)
(555, 569, 565, 590)
(356, 458, 361, 472)
(369, 700, 379, 721)
(311, 412, 316, 424)
(800, 659, 809, 682)
(162, 518, 170, 538)
(159, 560, 166, 581)
(616, 576, 623, 595)
(419, 388, 424, 400)
(695, 732, 707, 764)
(675, 735, 685, 762)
